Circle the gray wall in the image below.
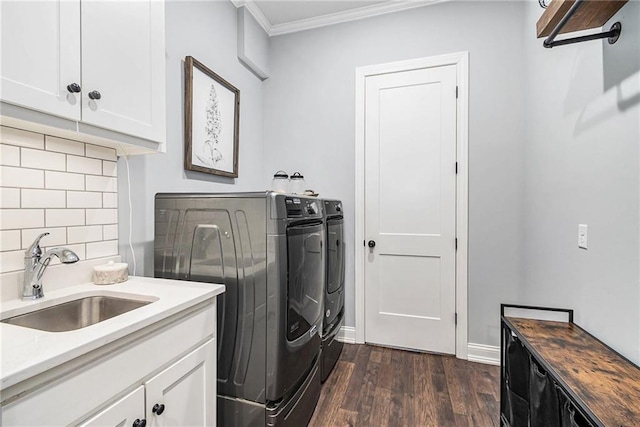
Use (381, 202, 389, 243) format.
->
(263, 1, 528, 347)
(118, 0, 267, 276)
(521, 1, 640, 362)
(120, 0, 640, 360)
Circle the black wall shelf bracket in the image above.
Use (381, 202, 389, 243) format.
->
(543, 0, 622, 48)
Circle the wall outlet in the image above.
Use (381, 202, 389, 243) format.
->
(578, 224, 588, 249)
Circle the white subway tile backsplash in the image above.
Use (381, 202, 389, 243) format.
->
(0, 250, 24, 273)
(45, 136, 84, 156)
(46, 209, 84, 227)
(86, 240, 117, 259)
(86, 144, 117, 161)
(0, 128, 118, 274)
(86, 208, 117, 225)
(67, 155, 102, 175)
(67, 191, 102, 208)
(102, 160, 117, 177)
(0, 230, 21, 251)
(0, 144, 20, 166)
(0, 209, 44, 230)
(103, 193, 117, 208)
(21, 189, 66, 208)
(45, 170, 85, 191)
(86, 175, 117, 192)
(103, 224, 118, 240)
(68, 225, 102, 244)
(0, 188, 20, 208)
(22, 227, 67, 249)
(1, 165, 45, 188)
(0, 127, 44, 149)
(21, 148, 66, 171)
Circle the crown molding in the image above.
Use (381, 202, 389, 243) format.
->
(230, 0, 272, 35)
(231, 0, 448, 37)
(269, 0, 448, 36)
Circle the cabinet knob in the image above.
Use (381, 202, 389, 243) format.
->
(368, 240, 376, 248)
(132, 419, 147, 427)
(66, 83, 81, 93)
(88, 90, 102, 100)
(152, 403, 165, 415)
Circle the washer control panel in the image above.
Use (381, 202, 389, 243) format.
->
(285, 197, 321, 218)
(323, 200, 343, 216)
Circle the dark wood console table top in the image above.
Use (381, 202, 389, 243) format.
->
(505, 317, 640, 427)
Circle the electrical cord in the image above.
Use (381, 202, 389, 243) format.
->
(119, 146, 137, 277)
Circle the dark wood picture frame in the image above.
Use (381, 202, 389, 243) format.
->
(184, 56, 240, 178)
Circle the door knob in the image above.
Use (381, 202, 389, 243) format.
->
(152, 403, 165, 415)
(368, 240, 376, 248)
(66, 83, 81, 93)
(88, 90, 101, 100)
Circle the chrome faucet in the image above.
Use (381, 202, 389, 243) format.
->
(23, 232, 80, 300)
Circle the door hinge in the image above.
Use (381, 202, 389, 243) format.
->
(455, 313, 458, 325)
(455, 237, 458, 250)
(455, 162, 458, 174)
(456, 86, 459, 98)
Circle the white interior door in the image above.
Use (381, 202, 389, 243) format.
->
(364, 64, 457, 354)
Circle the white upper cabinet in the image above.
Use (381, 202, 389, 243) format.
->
(0, 1, 82, 121)
(81, 0, 166, 143)
(0, 0, 166, 146)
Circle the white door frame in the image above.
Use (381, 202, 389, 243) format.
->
(354, 51, 469, 360)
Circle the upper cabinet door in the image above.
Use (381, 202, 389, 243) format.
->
(80, 0, 166, 143)
(0, 1, 81, 120)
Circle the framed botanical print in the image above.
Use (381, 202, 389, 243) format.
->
(184, 56, 240, 177)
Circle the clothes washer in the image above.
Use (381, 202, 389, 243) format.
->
(320, 199, 345, 382)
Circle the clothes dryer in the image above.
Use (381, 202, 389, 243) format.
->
(154, 192, 324, 427)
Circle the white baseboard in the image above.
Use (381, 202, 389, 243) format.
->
(337, 326, 356, 344)
(335, 330, 500, 366)
(467, 343, 500, 366)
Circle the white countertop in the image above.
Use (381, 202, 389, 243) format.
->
(0, 276, 224, 391)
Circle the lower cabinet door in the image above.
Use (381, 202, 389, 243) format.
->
(145, 339, 216, 427)
(78, 386, 145, 427)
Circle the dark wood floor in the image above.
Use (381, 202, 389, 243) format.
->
(309, 344, 501, 427)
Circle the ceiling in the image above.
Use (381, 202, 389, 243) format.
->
(233, 0, 443, 36)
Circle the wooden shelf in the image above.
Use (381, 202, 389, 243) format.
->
(503, 317, 640, 427)
(537, 0, 628, 38)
